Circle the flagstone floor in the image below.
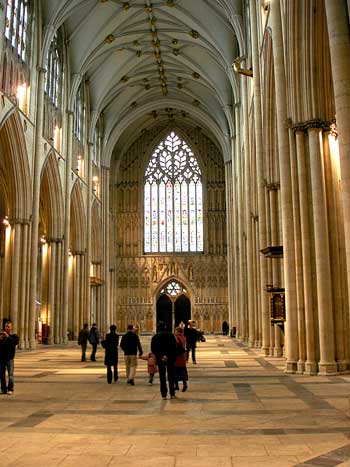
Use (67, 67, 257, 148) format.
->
(1, 335, 350, 466)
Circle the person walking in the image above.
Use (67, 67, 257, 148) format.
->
(78, 323, 89, 361)
(139, 351, 157, 385)
(101, 324, 119, 384)
(88, 323, 100, 361)
(184, 320, 198, 364)
(120, 324, 143, 385)
(222, 321, 229, 336)
(151, 321, 177, 400)
(174, 326, 188, 392)
(0, 321, 19, 395)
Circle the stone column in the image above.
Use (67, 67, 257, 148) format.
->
(54, 240, 63, 343)
(308, 127, 336, 374)
(19, 222, 29, 348)
(62, 111, 73, 344)
(225, 160, 234, 330)
(242, 70, 255, 347)
(28, 67, 46, 349)
(85, 144, 93, 324)
(250, 0, 269, 354)
(102, 166, 111, 331)
(289, 129, 306, 373)
(73, 253, 81, 339)
(323, 130, 347, 371)
(295, 131, 316, 374)
(270, 0, 298, 372)
(10, 221, 22, 332)
(47, 240, 56, 344)
(324, 2, 350, 307)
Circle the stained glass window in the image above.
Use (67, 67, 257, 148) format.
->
(45, 32, 62, 108)
(144, 132, 203, 253)
(4, 0, 29, 62)
(160, 281, 186, 297)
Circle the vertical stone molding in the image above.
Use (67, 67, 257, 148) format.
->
(29, 67, 46, 349)
(62, 111, 74, 344)
(324, 3, 350, 307)
(308, 127, 336, 374)
(295, 130, 317, 375)
(270, 0, 298, 371)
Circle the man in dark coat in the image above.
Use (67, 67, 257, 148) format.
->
(88, 323, 100, 361)
(78, 323, 89, 362)
(0, 320, 19, 395)
(101, 324, 119, 384)
(184, 320, 198, 364)
(120, 324, 143, 385)
(151, 321, 177, 400)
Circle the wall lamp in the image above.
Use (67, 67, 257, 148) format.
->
(233, 57, 253, 77)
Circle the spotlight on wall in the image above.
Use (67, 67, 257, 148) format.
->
(3, 216, 9, 226)
(40, 235, 47, 244)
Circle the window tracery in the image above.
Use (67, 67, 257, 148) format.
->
(4, 0, 29, 61)
(144, 132, 203, 253)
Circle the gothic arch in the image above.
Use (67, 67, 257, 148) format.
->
(70, 181, 86, 253)
(0, 112, 31, 221)
(140, 126, 210, 182)
(39, 152, 64, 239)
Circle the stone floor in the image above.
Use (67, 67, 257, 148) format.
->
(1, 336, 350, 466)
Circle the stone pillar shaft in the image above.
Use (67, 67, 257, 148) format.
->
(324, 3, 350, 309)
(270, 0, 298, 371)
(29, 67, 46, 349)
(295, 131, 317, 374)
(308, 128, 336, 374)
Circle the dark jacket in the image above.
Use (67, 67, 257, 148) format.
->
(88, 327, 100, 345)
(184, 327, 197, 347)
(120, 331, 143, 356)
(0, 333, 19, 360)
(151, 331, 177, 364)
(78, 328, 89, 345)
(101, 332, 119, 366)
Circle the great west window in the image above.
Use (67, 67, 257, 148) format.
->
(144, 132, 203, 253)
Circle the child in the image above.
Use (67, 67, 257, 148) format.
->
(139, 351, 157, 385)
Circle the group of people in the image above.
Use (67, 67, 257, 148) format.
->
(79, 320, 201, 399)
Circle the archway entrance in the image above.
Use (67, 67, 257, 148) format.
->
(156, 280, 191, 332)
(175, 294, 191, 327)
(156, 294, 172, 331)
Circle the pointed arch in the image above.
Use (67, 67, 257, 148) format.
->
(0, 111, 32, 220)
(70, 181, 86, 253)
(39, 152, 64, 239)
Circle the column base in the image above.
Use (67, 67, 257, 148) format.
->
(274, 348, 283, 357)
(318, 362, 337, 375)
(29, 339, 37, 350)
(336, 360, 349, 373)
(248, 340, 255, 348)
(261, 346, 270, 356)
(284, 361, 298, 373)
(297, 361, 305, 374)
(304, 362, 318, 375)
(48, 337, 54, 345)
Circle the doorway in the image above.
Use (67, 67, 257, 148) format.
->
(174, 294, 191, 327)
(156, 294, 172, 332)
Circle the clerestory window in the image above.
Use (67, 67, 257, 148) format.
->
(4, 0, 29, 61)
(45, 33, 62, 108)
(144, 132, 203, 253)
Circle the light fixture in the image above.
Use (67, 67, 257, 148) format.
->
(40, 235, 47, 244)
(3, 216, 9, 226)
(233, 57, 253, 77)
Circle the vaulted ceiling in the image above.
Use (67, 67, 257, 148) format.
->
(42, 0, 243, 163)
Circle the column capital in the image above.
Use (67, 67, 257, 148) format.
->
(287, 118, 336, 134)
